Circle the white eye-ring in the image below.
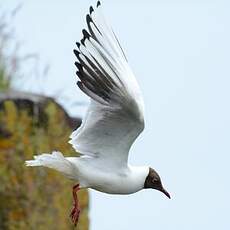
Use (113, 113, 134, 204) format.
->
(153, 178, 158, 182)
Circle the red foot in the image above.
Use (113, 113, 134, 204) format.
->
(70, 204, 81, 226)
(70, 184, 81, 226)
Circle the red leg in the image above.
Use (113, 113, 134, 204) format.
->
(70, 184, 81, 226)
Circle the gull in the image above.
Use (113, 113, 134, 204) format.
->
(26, 1, 170, 226)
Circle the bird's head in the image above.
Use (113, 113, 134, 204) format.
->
(144, 167, 171, 199)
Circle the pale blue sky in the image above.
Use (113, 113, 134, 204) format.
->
(3, 0, 230, 229)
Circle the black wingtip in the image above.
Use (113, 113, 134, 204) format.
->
(77, 81, 84, 90)
(81, 37, 86, 45)
(97, 1, 101, 7)
(89, 6, 94, 14)
(86, 14, 92, 23)
(76, 42, 81, 48)
(75, 62, 82, 71)
(76, 70, 81, 77)
(76, 71, 86, 82)
(82, 29, 90, 39)
(73, 49, 80, 57)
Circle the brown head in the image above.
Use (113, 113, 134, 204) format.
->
(144, 167, 171, 199)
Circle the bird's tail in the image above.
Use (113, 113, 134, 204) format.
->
(25, 151, 76, 179)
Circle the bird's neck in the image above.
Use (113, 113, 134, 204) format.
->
(128, 165, 149, 187)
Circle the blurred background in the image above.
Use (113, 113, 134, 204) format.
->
(1, 0, 230, 229)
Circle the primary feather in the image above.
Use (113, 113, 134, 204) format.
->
(69, 2, 145, 170)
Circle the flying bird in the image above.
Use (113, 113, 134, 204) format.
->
(26, 1, 170, 226)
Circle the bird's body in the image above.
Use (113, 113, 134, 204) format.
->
(67, 156, 149, 194)
(25, 1, 170, 226)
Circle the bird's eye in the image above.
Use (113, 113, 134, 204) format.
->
(153, 178, 158, 183)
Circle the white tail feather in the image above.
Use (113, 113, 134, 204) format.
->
(25, 151, 76, 179)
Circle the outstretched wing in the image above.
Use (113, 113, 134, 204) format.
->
(69, 1, 145, 169)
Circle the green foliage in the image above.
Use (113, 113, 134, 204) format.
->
(0, 101, 89, 230)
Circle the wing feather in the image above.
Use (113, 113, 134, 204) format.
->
(69, 1, 145, 169)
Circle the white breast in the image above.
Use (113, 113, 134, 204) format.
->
(72, 157, 149, 194)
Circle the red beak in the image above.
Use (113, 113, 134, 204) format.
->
(161, 188, 171, 199)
